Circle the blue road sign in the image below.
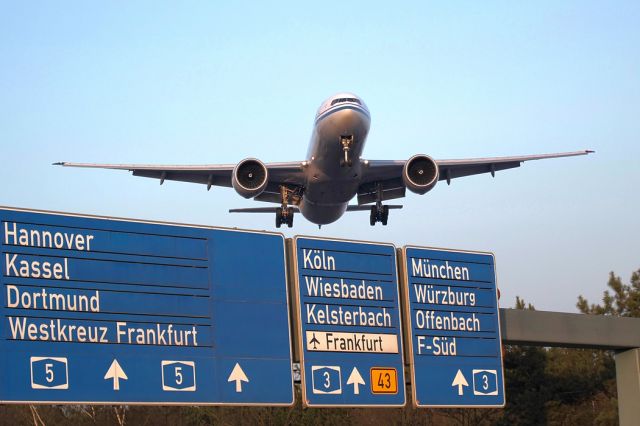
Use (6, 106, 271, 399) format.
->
(401, 246, 505, 407)
(292, 236, 405, 407)
(0, 207, 294, 405)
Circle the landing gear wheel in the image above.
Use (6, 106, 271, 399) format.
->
(286, 207, 294, 228)
(369, 204, 390, 226)
(275, 184, 298, 228)
(381, 205, 389, 226)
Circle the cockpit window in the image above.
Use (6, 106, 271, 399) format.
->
(330, 97, 361, 106)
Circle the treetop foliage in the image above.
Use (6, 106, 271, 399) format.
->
(577, 269, 640, 317)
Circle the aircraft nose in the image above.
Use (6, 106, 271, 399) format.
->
(331, 107, 370, 130)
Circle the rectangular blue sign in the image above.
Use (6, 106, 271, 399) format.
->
(402, 246, 505, 407)
(293, 236, 405, 407)
(0, 207, 294, 405)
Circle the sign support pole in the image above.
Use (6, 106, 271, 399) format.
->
(615, 348, 640, 426)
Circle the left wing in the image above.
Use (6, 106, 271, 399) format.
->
(357, 150, 593, 204)
(54, 161, 306, 194)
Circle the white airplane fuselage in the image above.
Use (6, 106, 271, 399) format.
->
(298, 95, 371, 224)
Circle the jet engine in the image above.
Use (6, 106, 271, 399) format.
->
(232, 158, 269, 198)
(402, 154, 439, 194)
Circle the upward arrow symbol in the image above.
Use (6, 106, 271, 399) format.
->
(228, 363, 249, 393)
(347, 367, 365, 395)
(104, 359, 128, 391)
(451, 369, 469, 396)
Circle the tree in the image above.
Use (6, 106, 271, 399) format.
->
(556, 267, 640, 425)
(577, 269, 640, 317)
(543, 268, 640, 425)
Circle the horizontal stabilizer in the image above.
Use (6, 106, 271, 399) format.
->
(346, 205, 403, 211)
(229, 207, 300, 213)
(229, 205, 403, 213)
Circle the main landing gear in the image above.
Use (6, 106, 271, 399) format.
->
(276, 207, 294, 228)
(370, 204, 389, 226)
(369, 182, 389, 226)
(275, 185, 295, 228)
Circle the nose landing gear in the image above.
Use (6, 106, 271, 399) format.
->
(340, 135, 354, 167)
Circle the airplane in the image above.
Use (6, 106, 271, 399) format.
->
(55, 92, 593, 228)
(309, 333, 320, 350)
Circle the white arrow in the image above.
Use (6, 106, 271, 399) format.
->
(228, 363, 249, 393)
(104, 359, 128, 391)
(346, 367, 365, 395)
(451, 369, 469, 396)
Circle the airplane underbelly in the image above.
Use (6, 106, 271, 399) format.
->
(298, 198, 347, 225)
(303, 175, 360, 204)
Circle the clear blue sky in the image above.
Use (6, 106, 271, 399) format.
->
(1, 2, 638, 312)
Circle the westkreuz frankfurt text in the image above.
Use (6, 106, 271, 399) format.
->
(2, 221, 200, 347)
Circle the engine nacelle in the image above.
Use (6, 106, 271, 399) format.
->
(402, 154, 439, 194)
(232, 158, 269, 199)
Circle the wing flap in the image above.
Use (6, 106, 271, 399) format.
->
(438, 161, 520, 184)
(357, 186, 406, 205)
(357, 178, 406, 204)
(132, 170, 232, 187)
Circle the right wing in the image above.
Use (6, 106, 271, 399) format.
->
(357, 150, 593, 204)
(435, 150, 594, 183)
(54, 161, 306, 195)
